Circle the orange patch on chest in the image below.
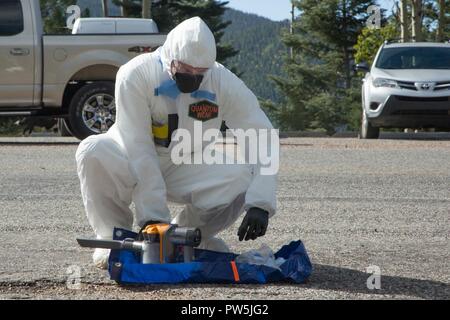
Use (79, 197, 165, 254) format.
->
(188, 100, 219, 122)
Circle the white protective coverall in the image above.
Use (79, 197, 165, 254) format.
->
(76, 17, 278, 265)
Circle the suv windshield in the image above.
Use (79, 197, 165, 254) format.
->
(376, 47, 450, 69)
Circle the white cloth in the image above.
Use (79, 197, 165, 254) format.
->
(235, 244, 286, 270)
(75, 17, 278, 245)
(92, 248, 110, 270)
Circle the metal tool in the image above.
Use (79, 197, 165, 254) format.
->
(77, 224, 201, 264)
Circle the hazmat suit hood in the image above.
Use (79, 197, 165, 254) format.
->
(160, 17, 217, 71)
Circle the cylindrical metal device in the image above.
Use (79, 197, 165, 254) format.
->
(169, 227, 201, 247)
(141, 241, 161, 264)
(77, 225, 203, 265)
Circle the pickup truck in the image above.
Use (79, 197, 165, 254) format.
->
(0, 0, 166, 139)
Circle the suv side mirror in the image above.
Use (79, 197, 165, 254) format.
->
(355, 61, 370, 72)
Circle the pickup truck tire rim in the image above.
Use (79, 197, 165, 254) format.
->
(82, 93, 116, 134)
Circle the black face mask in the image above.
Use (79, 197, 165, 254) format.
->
(174, 72, 204, 93)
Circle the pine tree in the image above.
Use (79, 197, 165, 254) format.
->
(40, 0, 75, 34)
(445, 0, 450, 40)
(111, 0, 141, 17)
(271, 0, 373, 133)
(354, 23, 398, 65)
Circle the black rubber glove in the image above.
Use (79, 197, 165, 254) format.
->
(238, 207, 269, 241)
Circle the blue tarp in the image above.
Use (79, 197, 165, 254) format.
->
(108, 228, 312, 285)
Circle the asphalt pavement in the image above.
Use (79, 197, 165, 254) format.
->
(0, 133, 449, 299)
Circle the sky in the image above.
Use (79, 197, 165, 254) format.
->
(226, 0, 395, 22)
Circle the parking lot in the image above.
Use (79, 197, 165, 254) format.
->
(0, 134, 449, 299)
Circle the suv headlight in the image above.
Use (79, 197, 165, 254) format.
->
(373, 78, 399, 88)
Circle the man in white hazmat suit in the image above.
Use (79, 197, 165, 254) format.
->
(76, 17, 278, 269)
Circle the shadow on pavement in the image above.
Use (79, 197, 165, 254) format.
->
(118, 264, 449, 299)
(301, 264, 450, 299)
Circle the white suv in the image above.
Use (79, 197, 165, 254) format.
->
(356, 41, 450, 139)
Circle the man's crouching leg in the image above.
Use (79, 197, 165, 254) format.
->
(181, 194, 247, 253)
(170, 163, 253, 252)
(76, 134, 136, 268)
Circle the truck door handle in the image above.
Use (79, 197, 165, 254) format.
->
(10, 48, 30, 56)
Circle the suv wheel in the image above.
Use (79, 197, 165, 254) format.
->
(359, 111, 380, 139)
(68, 82, 115, 140)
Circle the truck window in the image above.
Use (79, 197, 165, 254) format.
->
(0, 0, 24, 36)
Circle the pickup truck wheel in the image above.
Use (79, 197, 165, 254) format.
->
(359, 111, 380, 139)
(58, 119, 73, 137)
(68, 82, 115, 140)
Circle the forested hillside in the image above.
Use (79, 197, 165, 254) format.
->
(222, 9, 289, 103)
